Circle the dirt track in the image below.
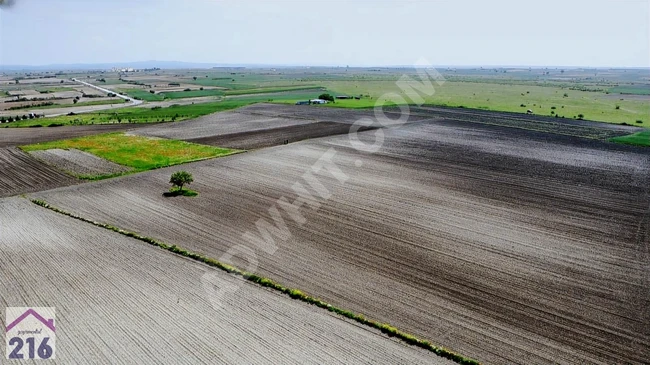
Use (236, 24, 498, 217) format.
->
(0, 197, 450, 364)
(32, 115, 650, 364)
(0, 148, 78, 198)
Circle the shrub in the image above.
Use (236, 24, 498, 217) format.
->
(149, 90, 155, 94)
(551, 106, 556, 110)
(563, 93, 568, 97)
(520, 104, 526, 107)
(615, 105, 620, 110)
(636, 120, 643, 124)
(577, 114, 584, 120)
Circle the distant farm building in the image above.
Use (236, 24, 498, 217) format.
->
(310, 99, 328, 104)
(527, 109, 533, 114)
(295, 101, 310, 105)
(336, 95, 350, 99)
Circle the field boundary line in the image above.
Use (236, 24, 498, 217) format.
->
(28, 197, 480, 365)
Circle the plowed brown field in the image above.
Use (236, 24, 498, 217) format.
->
(32, 115, 650, 364)
(133, 103, 431, 149)
(0, 148, 78, 198)
(0, 197, 450, 364)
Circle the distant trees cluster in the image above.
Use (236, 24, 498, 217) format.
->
(0, 114, 43, 123)
(318, 93, 335, 102)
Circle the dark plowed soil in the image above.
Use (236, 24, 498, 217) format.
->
(34, 117, 650, 364)
(133, 103, 435, 149)
(0, 198, 445, 365)
(0, 124, 156, 148)
(405, 105, 643, 139)
(237, 103, 434, 124)
(0, 147, 78, 198)
(187, 122, 378, 149)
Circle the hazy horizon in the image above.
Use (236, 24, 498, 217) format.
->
(1, 0, 649, 68)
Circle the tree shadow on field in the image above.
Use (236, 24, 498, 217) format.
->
(162, 188, 198, 197)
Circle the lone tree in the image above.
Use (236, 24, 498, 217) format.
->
(170, 171, 193, 192)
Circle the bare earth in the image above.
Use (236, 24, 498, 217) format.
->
(0, 148, 78, 198)
(31, 115, 650, 364)
(0, 197, 449, 364)
(132, 108, 316, 141)
(133, 103, 430, 149)
(31, 149, 132, 176)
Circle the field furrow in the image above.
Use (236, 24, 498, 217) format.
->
(0, 197, 451, 364)
(0, 147, 78, 198)
(31, 111, 650, 364)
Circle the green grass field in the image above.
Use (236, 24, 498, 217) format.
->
(275, 97, 376, 109)
(265, 79, 648, 127)
(161, 89, 224, 99)
(121, 89, 166, 101)
(16, 98, 128, 110)
(608, 85, 650, 95)
(123, 88, 224, 100)
(609, 130, 650, 147)
(224, 86, 323, 96)
(324, 81, 649, 126)
(21, 133, 240, 173)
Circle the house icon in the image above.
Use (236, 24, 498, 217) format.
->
(6, 309, 56, 333)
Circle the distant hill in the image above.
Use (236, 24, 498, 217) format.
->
(0, 61, 278, 71)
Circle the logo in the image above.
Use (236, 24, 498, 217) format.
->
(5, 307, 56, 360)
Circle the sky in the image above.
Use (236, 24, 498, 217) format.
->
(0, 0, 649, 67)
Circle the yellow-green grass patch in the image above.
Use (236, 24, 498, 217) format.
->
(20, 132, 241, 174)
